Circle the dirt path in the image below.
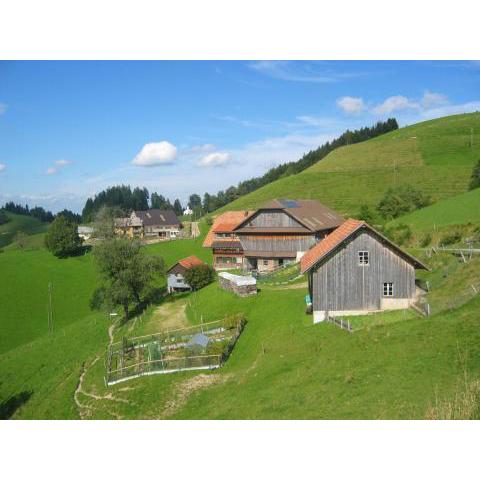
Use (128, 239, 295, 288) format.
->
(74, 320, 132, 419)
(191, 221, 200, 238)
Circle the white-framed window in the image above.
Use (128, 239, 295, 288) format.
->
(383, 282, 393, 297)
(358, 251, 369, 265)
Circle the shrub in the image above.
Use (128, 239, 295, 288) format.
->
(469, 159, 480, 190)
(0, 209, 9, 226)
(183, 264, 215, 290)
(440, 231, 462, 246)
(377, 184, 431, 219)
(357, 205, 378, 225)
(420, 232, 432, 247)
(45, 215, 83, 257)
(384, 224, 412, 246)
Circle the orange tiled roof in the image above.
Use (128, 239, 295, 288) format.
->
(301, 219, 364, 273)
(203, 211, 253, 247)
(178, 255, 205, 269)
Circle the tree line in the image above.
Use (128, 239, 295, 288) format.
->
(81, 185, 184, 222)
(1, 201, 81, 224)
(188, 118, 399, 216)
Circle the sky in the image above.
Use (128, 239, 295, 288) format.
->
(0, 60, 479, 213)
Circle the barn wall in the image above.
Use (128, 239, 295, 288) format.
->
(243, 210, 303, 228)
(311, 231, 415, 313)
(239, 234, 316, 253)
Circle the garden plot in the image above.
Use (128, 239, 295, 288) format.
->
(105, 315, 245, 385)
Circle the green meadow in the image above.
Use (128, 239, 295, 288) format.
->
(2, 113, 480, 419)
(217, 113, 480, 216)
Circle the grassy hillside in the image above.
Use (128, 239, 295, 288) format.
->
(216, 113, 480, 217)
(0, 212, 48, 248)
(388, 187, 480, 231)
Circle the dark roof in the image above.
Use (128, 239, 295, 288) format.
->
(301, 218, 429, 274)
(234, 199, 343, 233)
(134, 209, 180, 227)
(211, 241, 243, 249)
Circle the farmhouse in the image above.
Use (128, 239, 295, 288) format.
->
(115, 209, 181, 239)
(203, 210, 253, 270)
(167, 255, 206, 293)
(233, 199, 343, 273)
(301, 218, 428, 322)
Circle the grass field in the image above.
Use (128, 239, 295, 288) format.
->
(388, 187, 480, 232)
(2, 113, 480, 419)
(0, 212, 48, 248)
(215, 113, 480, 217)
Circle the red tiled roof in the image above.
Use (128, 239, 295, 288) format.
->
(178, 255, 205, 269)
(301, 219, 364, 273)
(300, 218, 428, 274)
(203, 211, 253, 247)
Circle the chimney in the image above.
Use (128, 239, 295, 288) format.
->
(244, 211, 248, 217)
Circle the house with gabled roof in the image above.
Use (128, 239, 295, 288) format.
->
(115, 209, 181, 239)
(301, 218, 428, 323)
(233, 199, 344, 272)
(167, 255, 206, 293)
(203, 210, 253, 270)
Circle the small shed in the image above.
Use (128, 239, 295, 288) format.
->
(218, 272, 257, 297)
(167, 255, 206, 293)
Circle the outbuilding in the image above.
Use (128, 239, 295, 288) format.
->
(301, 219, 428, 323)
(167, 255, 206, 293)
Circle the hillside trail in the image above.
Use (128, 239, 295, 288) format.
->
(74, 320, 132, 419)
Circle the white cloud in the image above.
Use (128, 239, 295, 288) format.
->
(0, 163, 6, 172)
(132, 141, 178, 167)
(55, 159, 72, 167)
(336, 96, 365, 115)
(373, 95, 419, 115)
(198, 151, 231, 167)
(45, 158, 72, 175)
(421, 91, 449, 109)
(0, 103, 7, 115)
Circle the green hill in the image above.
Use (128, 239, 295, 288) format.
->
(388, 187, 480, 232)
(217, 113, 480, 217)
(0, 212, 48, 248)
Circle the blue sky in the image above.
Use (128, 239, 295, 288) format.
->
(0, 60, 479, 213)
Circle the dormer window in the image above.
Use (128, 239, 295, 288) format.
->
(358, 251, 369, 266)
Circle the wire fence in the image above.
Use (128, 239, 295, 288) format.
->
(105, 316, 245, 386)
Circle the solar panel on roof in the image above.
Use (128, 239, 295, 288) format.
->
(280, 199, 299, 208)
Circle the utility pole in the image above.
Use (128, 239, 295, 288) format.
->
(47, 282, 54, 333)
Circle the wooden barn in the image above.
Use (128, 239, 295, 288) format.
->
(202, 210, 253, 270)
(233, 199, 343, 273)
(167, 255, 206, 293)
(300, 219, 428, 323)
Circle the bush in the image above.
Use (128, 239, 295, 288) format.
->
(183, 264, 215, 290)
(45, 215, 83, 257)
(357, 205, 378, 225)
(469, 159, 480, 190)
(420, 233, 432, 247)
(384, 224, 412, 246)
(377, 184, 431, 219)
(440, 231, 462, 246)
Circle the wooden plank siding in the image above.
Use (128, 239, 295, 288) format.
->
(310, 230, 415, 313)
(239, 234, 316, 253)
(242, 210, 304, 228)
